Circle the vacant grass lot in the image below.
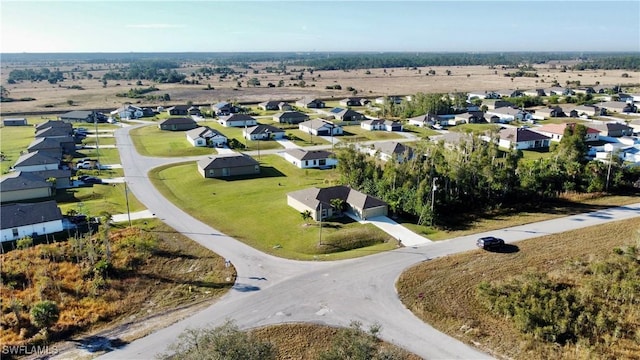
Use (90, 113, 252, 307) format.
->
(0, 124, 36, 174)
(130, 125, 216, 157)
(403, 124, 440, 139)
(56, 181, 145, 216)
(149, 154, 397, 260)
(204, 120, 284, 151)
(341, 125, 405, 141)
(397, 217, 640, 360)
(286, 129, 331, 146)
(76, 147, 121, 165)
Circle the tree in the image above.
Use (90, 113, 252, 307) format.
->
(29, 300, 60, 337)
(164, 321, 276, 360)
(0, 85, 9, 100)
(16, 236, 33, 250)
(247, 77, 260, 87)
(329, 198, 345, 216)
(301, 210, 312, 224)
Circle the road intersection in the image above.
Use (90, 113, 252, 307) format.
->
(97, 123, 640, 359)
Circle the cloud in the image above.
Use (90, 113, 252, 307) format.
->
(126, 23, 185, 29)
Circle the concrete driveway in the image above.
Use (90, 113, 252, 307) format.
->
(346, 213, 432, 246)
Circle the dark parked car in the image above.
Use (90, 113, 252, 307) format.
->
(81, 176, 102, 184)
(476, 236, 505, 250)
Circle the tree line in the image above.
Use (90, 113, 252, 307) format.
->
(334, 124, 638, 226)
(101, 60, 186, 83)
(7, 68, 65, 84)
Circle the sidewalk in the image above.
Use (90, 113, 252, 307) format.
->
(345, 213, 432, 246)
(111, 210, 156, 223)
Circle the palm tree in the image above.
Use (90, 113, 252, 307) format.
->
(100, 211, 113, 261)
(329, 198, 345, 216)
(29, 300, 60, 339)
(300, 210, 312, 225)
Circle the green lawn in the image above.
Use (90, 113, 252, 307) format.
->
(449, 123, 501, 134)
(286, 129, 331, 147)
(341, 125, 405, 142)
(149, 155, 398, 260)
(0, 124, 37, 174)
(82, 136, 116, 146)
(403, 125, 440, 139)
(130, 125, 216, 157)
(56, 182, 146, 217)
(75, 148, 121, 165)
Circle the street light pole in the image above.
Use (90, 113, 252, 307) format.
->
(431, 177, 438, 226)
(124, 181, 132, 227)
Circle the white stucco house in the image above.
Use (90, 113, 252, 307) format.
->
(283, 149, 337, 169)
(1, 201, 63, 242)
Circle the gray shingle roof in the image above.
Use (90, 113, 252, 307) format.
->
(14, 151, 60, 167)
(0, 171, 51, 192)
(285, 149, 334, 161)
(159, 117, 197, 126)
(373, 141, 413, 156)
(198, 153, 259, 170)
(244, 124, 284, 135)
(1, 200, 62, 229)
(499, 128, 551, 142)
(287, 185, 386, 211)
(186, 126, 225, 139)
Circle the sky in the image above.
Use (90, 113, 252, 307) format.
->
(1, 0, 639, 53)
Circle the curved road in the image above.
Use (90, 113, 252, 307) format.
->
(99, 123, 640, 359)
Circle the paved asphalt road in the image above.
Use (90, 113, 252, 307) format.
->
(99, 124, 640, 359)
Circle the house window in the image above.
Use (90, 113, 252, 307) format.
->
(12, 228, 18, 237)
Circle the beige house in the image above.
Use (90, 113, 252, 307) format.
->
(287, 185, 388, 221)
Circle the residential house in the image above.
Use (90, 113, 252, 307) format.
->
(29, 169, 72, 189)
(522, 89, 547, 97)
(166, 105, 189, 116)
(273, 111, 309, 124)
(589, 122, 634, 137)
(0, 200, 63, 242)
(158, 117, 198, 131)
(374, 96, 403, 105)
(35, 120, 71, 131)
(197, 153, 260, 178)
(497, 127, 551, 150)
(533, 123, 600, 142)
(407, 113, 442, 127)
(339, 97, 370, 107)
(533, 106, 565, 120)
(467, 90, 500, 100)
(630, 93, 640, 102)
(369, 141, 414, 163)
(495, 89, 522, 98)
(329, 108, 366, 122)
(2, 118, 28, 126)
(596, 101, 637, 114)
(185, 126, 227, 147)
(546, 87, 574, 96)
(287, 185, 388, 221)
(242, 124, 285, 140)
(360, 119, 403, 132)
(218, 114, 257, 127)
(188, 106, 202, 116)
(12, 151, 60, 172)
(35, 126, 73, 139)
(482, 99, 514, 110)
(572, 104, 603, 117)
(618, 94, 635, 103)
(296, 98, 325, 109)
(299, 119, 343, 136)
(258, 101, 291, 111)
(454, 111, 486, 124)
(59, 110, 106, 123)
(212, 102, 237, 116)
(0, 171, 54, 202)
(27, 137, 76, 155)
(434, 131, 475, 150)
(111, 105, 143, 119)
(283, 149, 337, 169)
(486, 107, 533, 123)
(573, 87, 595, 95)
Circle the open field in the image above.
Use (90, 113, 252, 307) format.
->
(2, 63, 638, 115)
(149, 155, 398, 260)
(55, 181, 146, 216)
(397, 217, 640, 359)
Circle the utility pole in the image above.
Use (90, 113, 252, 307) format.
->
(606, 149, 613, 192)
(431, 177, 438, 226)
(124, 181, 132, 227)
(318, 203, 323, 246)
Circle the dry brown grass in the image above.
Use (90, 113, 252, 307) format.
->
(0, 220, 233, 348)
(2, 62, 638, 115)
(397, 217, 640, 360)
(250, 323, 422, 360)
